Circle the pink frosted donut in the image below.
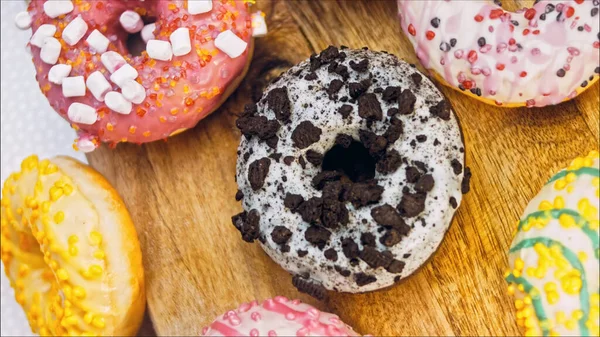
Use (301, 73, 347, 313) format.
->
(202, 297, 362, 337)
(398, 0, 600, 107)
(22, 0, 262, 151)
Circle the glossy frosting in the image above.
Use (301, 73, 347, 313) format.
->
(202, 296, 360, 336)
(506, 151, 599, 336)
(27, 0, 253, 148)
(398, 0, 600, 107)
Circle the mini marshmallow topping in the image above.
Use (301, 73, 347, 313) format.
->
(48, 64, 72, 85)
(68, 103, 98, 125)
(214, 30, 248, 58)
(146, 39, 173, 61)
(141, 23, 156, 43)
(121, 80, 147, 104)
(187, 0, 213, 15)
(105, 91, 132, 115)
(14, 11, 32, 30)
(62, 15, 88, 46)
(119, 10, 143, 34)
(43, 0, 74, 19)
(109, 64, 138, 87)
(40, 37, 61, 65)
(86, 71, 112, 102)
(30, 24, 57, 48)
(170, 27, 192, 56)
(86, 29, 110, 54)
(100, 51, 126, 74)
(62, 76, 86, 98)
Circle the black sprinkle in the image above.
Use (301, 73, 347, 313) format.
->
(430, 17, 440, 28)
(477, 37, 486, 47)
(450, 38, 457, 47)
(557, 69, 566, 77)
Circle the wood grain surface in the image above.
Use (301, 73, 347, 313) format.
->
(87, 1, 600, 336)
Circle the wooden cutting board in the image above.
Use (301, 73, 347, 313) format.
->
(87, 1, 600, 336)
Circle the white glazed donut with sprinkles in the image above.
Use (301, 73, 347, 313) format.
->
(233, 47, 470, 296)
(1, 155, 145, 336)
(20, 0, 267, 151)
(398, 0, 600, 108)
(506, 151, 599, 336)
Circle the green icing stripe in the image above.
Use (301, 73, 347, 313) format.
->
(505, 274, 550, 337)
(546, 167, 600, 184)
(519, 209, 599, 258)
(509, 237, 590, 335)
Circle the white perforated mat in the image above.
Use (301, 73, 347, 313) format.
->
(1, 2, 87, 335)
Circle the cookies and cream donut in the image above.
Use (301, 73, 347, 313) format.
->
(232, 46, 470, 296)
(398, 0, 600, 107)
(20, 0, 264, 151)
(1, 155, 145, 336)
(505, 151, 599, 336)
(202, 296, 361, 336)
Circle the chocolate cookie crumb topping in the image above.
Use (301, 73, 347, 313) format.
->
(386, 259, 405, 274)
(358, 93, 383, 121)
(430, 99, 451, 120)
(231, 210, 260, 242)
(306, 150, 324, 166)
(248, 158, 271, 191)
(324, 248, 339, 261)
(235, 190, 244, 201)
(355, 273, 377, 286)
(449, 197, 458, 209)
(327, 79, 344, 99)
(284, 193, 305, 211)
(462, 167, 472, 194)
(337, 104, 353, 118)
(292, 275, 327, 300)
(398, 192, 426, 218)
(350, 59, 369, 72)
(360, 246, 393, 268)
(380, 228, 403, 247)
(292, 121, 322, 149)
(415, 174, 435, 193)
(398, 89, 417, 115)
(335, 134, 353, 148)
(305, 225, 331, 249)
(450, 159, 463, 175)
(266, 87, 292, 123)
(342, 238, 359, 259)
(271, 226, 293, 244)
(410, 73, 422, 86)
(347, 181, 384, 208)
(371, 204, 409, 231)
(283, 156, 295, 165)
(382, 86, 401, 102)
(376, 150, 402, 174)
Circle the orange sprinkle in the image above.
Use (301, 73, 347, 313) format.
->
(128, 126, 136, 134)
(96, 2, 104, 9)
(169, 80, 176, 87)
(170, 108, 179, 115)
(106, 123, 114, 131)
(185, 97, 195, 106)
(143, 131, 151, 137)
(168, 3, 177, 10)
(136, 108, 147, 117)
(159, 116, 167, 123)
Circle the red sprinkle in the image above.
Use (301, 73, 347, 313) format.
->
(489, 9, 504, 19)
(509, 38, 516, 45)
(474, 14, 484, 22)
(520, 71, 527, 78)
(574, 0, 584, 3)
(565, 6, 575, 18)
(426, 31, 435, 40)
(524, 8, 536, 20)
(594, 41, 600, 49)
(532, 30, 540, 35)
(496, 63, 505, 71)
(523, 29, 530, 36)
(462, 80, 474, 90)
(408, 24, 416, 36)
(467, 50, 478, 63)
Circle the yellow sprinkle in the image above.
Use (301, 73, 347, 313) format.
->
(63, 316, 78, 326)
(56, 268, 69, 281)
(524, 316, 536, 328)
(90, 231, 102, 246)
(553, 196, 565, 209)
(93, 250, 105, 259)
(572, 309, 584, 320)
(514, 258, 525, 271)
(524, 296, 532, 305)
(507, 284, 516, 295)
(53, 211, 65, 224)
(63, 184, 73, 195)
(539, 200, 553, 211)
(515, 299, 524, 309)
(91, 316, 105, 329)
(69, 246, 78, 256)
(565, 319, 576, 331)
(565, 172, 577, 183)
(49, 187, 64, 201)
(16, 207, 23, 215)
(73, 286, 86, 299)
(41, 201, 50, 213)
(89, 265, 103, 277)
(578, 251, 588, 262)
(83, 312, 93, 324)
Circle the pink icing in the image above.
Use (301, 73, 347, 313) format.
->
(202, 297, 361, 337)
(27, 0, 253, 146)
(397, 0, 600, 107)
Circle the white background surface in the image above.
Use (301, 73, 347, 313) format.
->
(1, 2, 87, 335)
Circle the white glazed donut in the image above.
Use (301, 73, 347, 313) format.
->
(506, 151, 599, 336)
(398, 0, 600, 107)
(1, 155, 145, 336)
(202, 296, 361, 336)
(233, 47, 470, 296)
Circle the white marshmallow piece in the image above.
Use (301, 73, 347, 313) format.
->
(251, 12, 268, 37)
(40, 37, 62, 65)
(119, 10, 143, 34)
(86, 29, 110, 53)
(62, 76, 86, 97)
(62, 15, 88, 46)
(43, 0, 74, 18)
(109, 64, 138, 87)
(100, 51, 126, 73)
(187, 0, 213, 15)
(170, 27, 191, 56)
(146, 40, 173, 61)
(15, 11, 32, 30)
(30, 24, 57, 47)
(105, 92, 132, 115)
(48, 64, 72, 84)
(68, 103, 97, 125)
(141, 23, 156, 43)
(86, 71, 112, 102)
(214, 30, 248, 58)
(121, 80, 146, 104)
(76, 138, 97, 153)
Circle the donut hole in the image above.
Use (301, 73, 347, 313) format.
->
(322, 140, 376, 183)
(125, 17, 156, 57)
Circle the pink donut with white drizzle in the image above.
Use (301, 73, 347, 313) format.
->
(202, 297, 362, 337)
(397, 0, 599, 107)
(20, 0, 266, 151)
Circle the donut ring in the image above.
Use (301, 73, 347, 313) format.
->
(233, 47, 470, 296)
(202, 296, 360, 336)
(23, 0, 258, 151)
(505, 151, 599, 336)
(1, 155, 145, 336)
(398, 0, 600, 107)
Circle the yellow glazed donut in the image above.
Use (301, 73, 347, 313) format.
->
(0, 155, 145, 336)
(505, 151, 599, 336)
